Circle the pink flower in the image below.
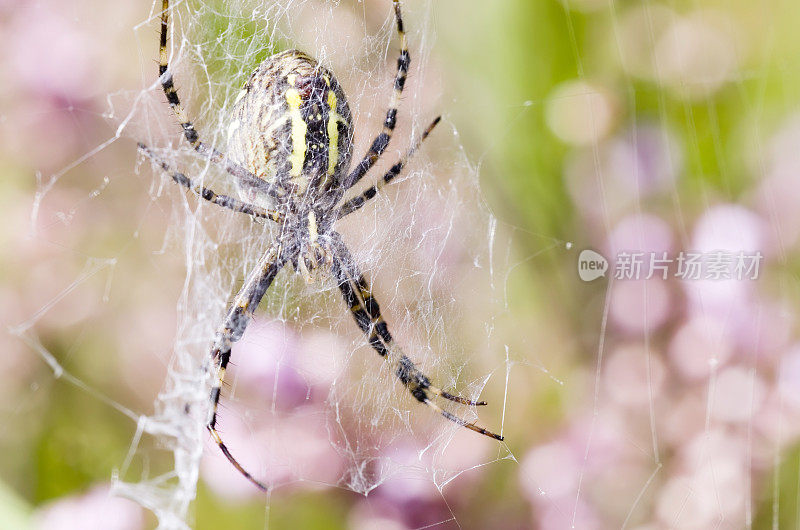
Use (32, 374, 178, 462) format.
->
(35, 485, 144, 530)
(609, 279, 672, 335)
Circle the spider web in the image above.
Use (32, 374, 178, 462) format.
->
(9, 1, 521, 528)
(9, 0, 800, 528)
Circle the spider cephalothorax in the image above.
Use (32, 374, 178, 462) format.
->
(227, 49, 358, 279)
(139, 0, 503, 492)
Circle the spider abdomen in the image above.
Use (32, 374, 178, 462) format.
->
(227, 50, 354, 203)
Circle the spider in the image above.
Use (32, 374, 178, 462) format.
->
(138, 0, 503, 491)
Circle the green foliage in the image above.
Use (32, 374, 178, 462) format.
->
(194, 485, 348, 530)
(754, 443, 800, 529)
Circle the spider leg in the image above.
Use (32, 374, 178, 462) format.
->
(157, 0, 281, 201)
(329, 233, 503, 441)
(138, 143, 282, 223)
(341, 0, 409, 190)
(337, 116, 440, 219)
(206, 243, 290, 491)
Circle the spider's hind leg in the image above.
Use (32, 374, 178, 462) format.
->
(155, 0, 281, 200)
(342, 0, 410, 190)
(337, 116, 441, 219)
(330, 233, 503, 441)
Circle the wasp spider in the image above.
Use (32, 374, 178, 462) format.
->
(138, 0, 503, 491)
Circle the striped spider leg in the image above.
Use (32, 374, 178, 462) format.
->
(329, 233, 504, 441)
(136, 143, 283, 223)
(144, 0, 285, 202)
(337, 116, 441, 219)
(140, 0, 504, 492)
(338, 0, 410, 192)
(204, 243, 289, 490)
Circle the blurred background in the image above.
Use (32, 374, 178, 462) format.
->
(3, 0, 800, 528)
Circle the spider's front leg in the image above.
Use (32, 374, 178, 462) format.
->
(206, 243, 289, 491)
(329, 233, 503, 441)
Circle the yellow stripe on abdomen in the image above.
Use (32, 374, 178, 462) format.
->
(285, 88, 307, 184)
(326, 90, 340, 176)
